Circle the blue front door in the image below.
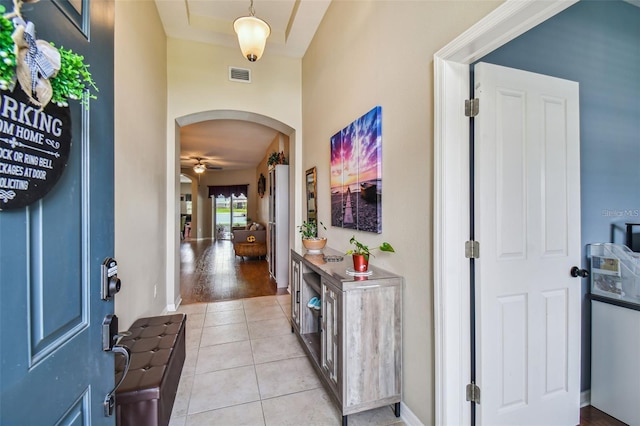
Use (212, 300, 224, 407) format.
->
(0, 0, 115, 424)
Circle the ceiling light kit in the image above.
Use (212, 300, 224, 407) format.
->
(233, 0, 270, 62)
(188, 157, 223, 173)
(193, 162, 206, 174)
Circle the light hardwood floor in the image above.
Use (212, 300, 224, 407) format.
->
(180, 238, 286, 303)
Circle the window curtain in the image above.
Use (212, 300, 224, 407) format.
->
(208, 184, 249, 198)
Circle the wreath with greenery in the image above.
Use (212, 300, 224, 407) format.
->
(0, 7, 16, 91)
(0, 4, 98, 108)
(49, 43, 98, 108)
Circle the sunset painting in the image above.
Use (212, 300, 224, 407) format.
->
(330, 106, 382, 233)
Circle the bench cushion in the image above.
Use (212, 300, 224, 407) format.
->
(115, 313, 186, 426)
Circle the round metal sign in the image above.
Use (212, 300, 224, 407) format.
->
(0, 87, 72, 210)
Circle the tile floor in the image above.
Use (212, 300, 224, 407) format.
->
(170, 294, 405, 426)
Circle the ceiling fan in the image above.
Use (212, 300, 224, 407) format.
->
(184, 157, 223, 173)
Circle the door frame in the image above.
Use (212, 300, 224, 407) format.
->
(433, 1, 578, 424)
(167, 110, 296, 311)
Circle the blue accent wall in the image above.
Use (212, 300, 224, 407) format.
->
(478, 0, 640, 392)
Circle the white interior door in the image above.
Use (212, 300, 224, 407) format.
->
(474, 62, 581, 425)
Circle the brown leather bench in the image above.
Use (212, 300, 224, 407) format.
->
(115, 313, 186, 426)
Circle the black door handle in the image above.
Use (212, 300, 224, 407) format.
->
(570, 266, 589, 278)
(102, 314, 132, 416)
(104, 344, 131, 416)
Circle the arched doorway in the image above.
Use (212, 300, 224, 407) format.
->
(165, 110, 298, 310)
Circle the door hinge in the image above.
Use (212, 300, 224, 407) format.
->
(465, 240, 479, 259)
(466, 382, 481, 404)
(465, 98, 479, 117)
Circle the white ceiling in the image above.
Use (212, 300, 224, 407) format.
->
(179, 120, 280, 171)
(154, 0, 331, 172)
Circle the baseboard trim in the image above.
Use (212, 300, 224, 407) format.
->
(398, 392, 587, 424)
(400, 402, 424, 426)
(165, 296, 182, 314)
(400, 390, 591, 426)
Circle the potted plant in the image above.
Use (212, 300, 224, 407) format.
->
(298, 220, 327, 252)
(267, 151, 288, 168)
(346, 235, 395, 272)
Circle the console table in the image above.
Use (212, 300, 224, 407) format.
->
(290, 247, 403, 425)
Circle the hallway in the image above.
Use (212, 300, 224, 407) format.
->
(173, 239, 623, 425)
(169, 296, 405, 425)
(172, 238, 404, 425)
(180, 238, 285, 304)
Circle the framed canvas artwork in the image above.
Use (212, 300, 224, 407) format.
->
(330, 106, 382, 233)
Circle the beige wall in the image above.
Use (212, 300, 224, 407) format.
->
(180, 182, 191, 216)
(255, 134, 291, 225)
(114, 0, 168, 330)
(166, 40, 304, 307)
(302, 1, 500, 423)
(111, 0, 502, 420)
(256, 165, 269, 226)
(167, 40, 301, 126)
(166, 40, 302, 207)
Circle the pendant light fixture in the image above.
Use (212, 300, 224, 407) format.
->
(233, 0, 271, 62)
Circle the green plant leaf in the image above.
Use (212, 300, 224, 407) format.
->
(348, 236, 395, 256)
(379, 242, 395, 253)
(49, 44, 98, 109)
(0, 14, 15, 89)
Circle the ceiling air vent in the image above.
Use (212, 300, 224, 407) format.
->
(229, 67, 251, 83)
